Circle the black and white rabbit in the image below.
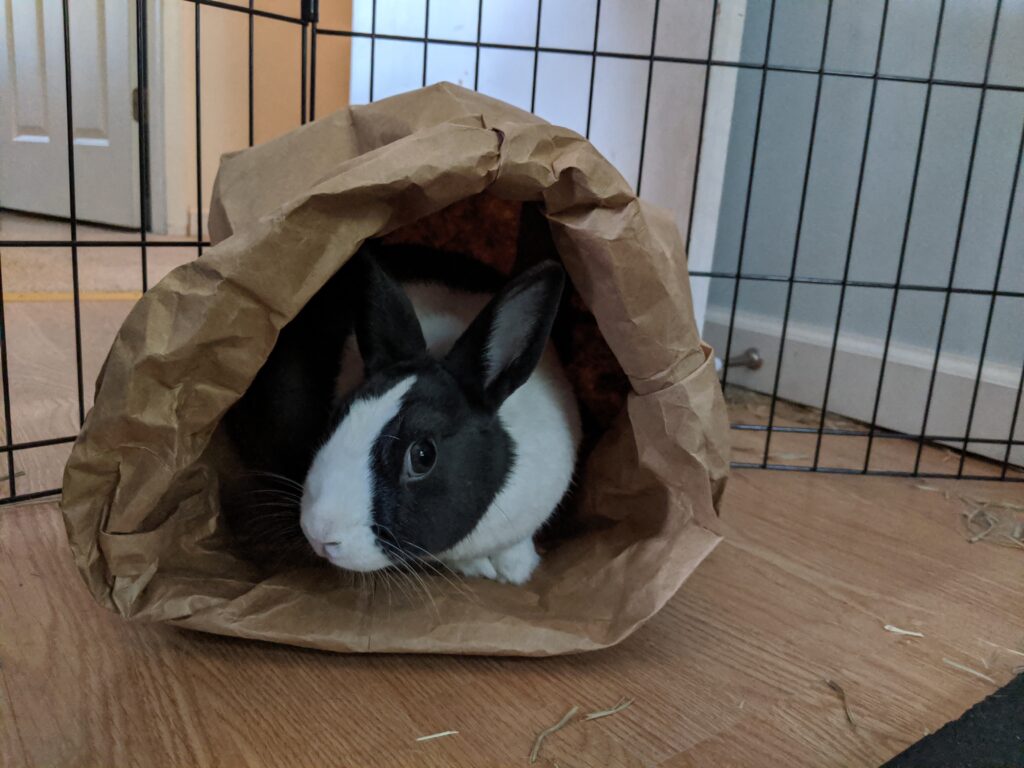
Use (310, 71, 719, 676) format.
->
(223, 244, 581, 585)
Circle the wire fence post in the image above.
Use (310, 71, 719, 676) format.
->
(194, 0, 204, 256)
(60, 0, 85, 428)
(0, 250, 16, 498)
(135, 0, 151, 292)
(304, 0, 319, 121)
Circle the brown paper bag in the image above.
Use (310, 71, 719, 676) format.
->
(61, 83, 730, 656)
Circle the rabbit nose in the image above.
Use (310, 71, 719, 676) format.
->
(308, 537, 341, 558)
(323, 541, 344, 559)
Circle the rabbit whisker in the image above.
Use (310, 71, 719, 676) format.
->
(369, 522, 472, 600)
(376, 570, 392, 615)
(397, 539, 462, 578)
(400, 560, 439, 618)
(394, 569, 419, 610)
(380, 541, 439, 618)
(378, 558, 414, 606)
(243, 470, 305, 490)
(244, 487, 302, 499)
(246, 501, 301, 511)
(399, 540, 476, 602)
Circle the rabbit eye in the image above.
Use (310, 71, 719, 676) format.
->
(404, 438, 437, 479)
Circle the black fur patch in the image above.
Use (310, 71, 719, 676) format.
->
(443, 261, 565, 409)
(364, 365, 514, 560)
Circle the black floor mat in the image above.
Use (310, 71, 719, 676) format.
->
(883, 674, 1023, 768)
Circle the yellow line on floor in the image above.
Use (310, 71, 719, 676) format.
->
(3, 290, 143, 303)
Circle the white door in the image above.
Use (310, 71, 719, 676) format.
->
(0, 0, 139, 228)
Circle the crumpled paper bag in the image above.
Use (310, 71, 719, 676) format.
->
(61, 83, 730, 655)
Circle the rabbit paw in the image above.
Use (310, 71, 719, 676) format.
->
(450, 540, 539, 584)
(451, 556, 499, 581)
(491, 539, 540, 585)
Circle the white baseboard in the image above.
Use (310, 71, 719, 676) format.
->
(703, 306, 1023, 468)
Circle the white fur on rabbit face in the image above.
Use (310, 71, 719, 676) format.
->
(300, 376, 414, 571)
(299, 253, 578, 582)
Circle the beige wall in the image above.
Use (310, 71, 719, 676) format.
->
(161, 0, 351, 235)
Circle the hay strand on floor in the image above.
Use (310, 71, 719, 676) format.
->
(914, 483, 1024, 549)
(942, 658, 997, 685)
(884, 624, 924, 638)
(583, 698, 633, 721)
(529, 706, 578, 764)
(978, 640, 1024, 658)
(415, 730, 458, 742)
(965, 508, 998, 543)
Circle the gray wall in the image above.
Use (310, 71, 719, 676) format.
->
(708, 0, 1024, 365)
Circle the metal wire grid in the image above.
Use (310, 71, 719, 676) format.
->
(0, 0, 1021, 505)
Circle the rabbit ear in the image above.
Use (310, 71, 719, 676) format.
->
(444, 261, 565, 408)
(353, 247, 426, 375)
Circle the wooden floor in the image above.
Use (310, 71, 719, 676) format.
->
(2, 212, 1023, 766)
(3, 471, 1022, 767)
